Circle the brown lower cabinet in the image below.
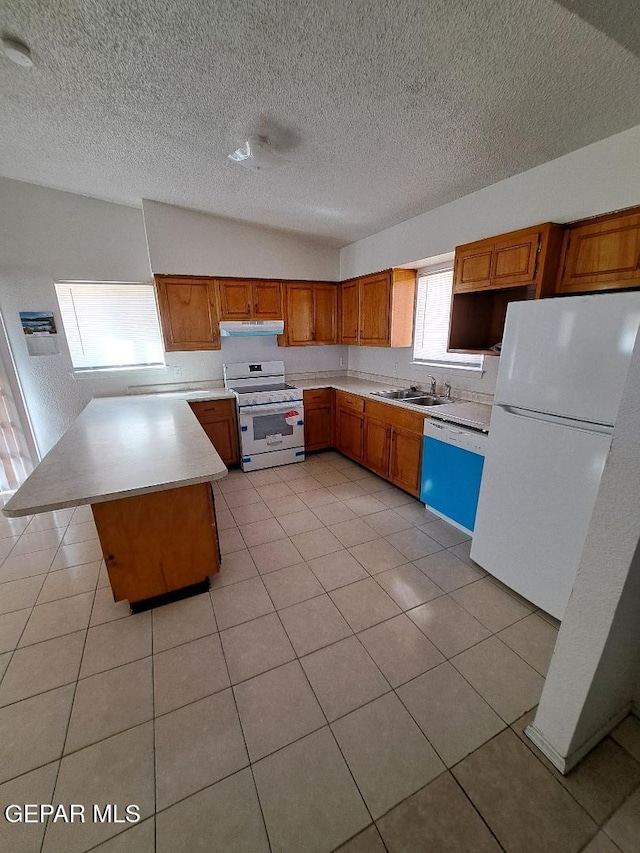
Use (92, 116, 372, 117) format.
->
(303, 389, 334, 451)
(92, 482, 219, 604)
(333, 391, 424, 497)
(389, 427, 423, 496)
(364, 416, 391, 477)
(189, 399, 239, 467)
(335, 407, 364, 462)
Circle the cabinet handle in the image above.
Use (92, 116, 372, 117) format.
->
(254, 303, 258, 313)
(247, 303, 251, 314)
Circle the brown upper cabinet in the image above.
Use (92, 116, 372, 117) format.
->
(217, 278, 283, 320)
(556, 207, 640, 294)
(279, 282, 338, 346)
(340, 279, 360, 345)
(154, 276, 220, 351)
(453, 223, 563, 295)
(340, 269, 417, 347)
(449, 223, 564, 354)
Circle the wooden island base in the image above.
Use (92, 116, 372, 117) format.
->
(91, 482, 220, 605)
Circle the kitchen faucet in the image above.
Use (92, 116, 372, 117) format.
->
(427, 375, 437, 395)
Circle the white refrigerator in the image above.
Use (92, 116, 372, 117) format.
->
(471, 291, 640, 620)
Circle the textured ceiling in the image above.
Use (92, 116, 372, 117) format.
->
(1, 0, 640, 246)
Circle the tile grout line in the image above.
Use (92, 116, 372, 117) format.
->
(446, 767, 509, 852)
(37, 509, 94, 853)
(0, 530, 64, 700)
(259, 572, 384, 845)
(213, 585, 274, 853)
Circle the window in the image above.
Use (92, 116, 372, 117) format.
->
(54, 282, 165, 371)
(413, 266, 483, 370)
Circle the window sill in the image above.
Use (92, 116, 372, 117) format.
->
(73, 364, 167, 376)
(412, 360, 484, 373)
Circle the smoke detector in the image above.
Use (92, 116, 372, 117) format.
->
(227, 135, 285, 171)
(2, 36, 33, 68)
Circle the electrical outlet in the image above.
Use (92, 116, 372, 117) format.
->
(339, 357, 345, 367)
(393, 362, 398, 374)
(173, 365, 182, 378)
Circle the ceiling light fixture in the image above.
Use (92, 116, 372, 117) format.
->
(227, 135, 285, 171)
(2, 36, 33, 67)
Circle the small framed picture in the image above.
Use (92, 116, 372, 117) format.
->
(19, 311, 57, 336)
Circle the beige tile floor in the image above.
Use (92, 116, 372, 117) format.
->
(0, 451, 639, 852)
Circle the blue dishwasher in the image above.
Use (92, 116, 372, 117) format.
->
(421, 419, 487, 535)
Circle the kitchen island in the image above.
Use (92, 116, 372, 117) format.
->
(3, 396, 228, 606)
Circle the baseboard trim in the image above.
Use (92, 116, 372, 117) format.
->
(525, 703, 632, 774)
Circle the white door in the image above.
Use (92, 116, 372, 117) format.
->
(496, 292, 640, 425)
(470, 405, 611, 619)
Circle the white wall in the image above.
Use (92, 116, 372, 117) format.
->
(0, 181, 344, 455)
(142, 200, 340, 280)
(0, 178, 153, 454)
(340, 123, 640, 394)
(347, 345, 499, 401)
(529, 331, 640, 769)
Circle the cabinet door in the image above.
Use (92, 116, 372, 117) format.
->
(199, 419, 239, 466)
(340, 280, 360, 344)
(189, 400, 239, 466)
(390, 427, 422, 497)
(93, 483, 219, 603)
(218, 280, 252, 319)
(364, 416, 390, 477)
(304, 404, 333, 451)
(336, 408, 364, 461)
(558, 210, 640, 293)
(453, 243, 493, 292)
(253, 281, 283, 318)
(155, 278, 220, 351)
(492, 232, 540, 288)
(285, 284, 315, 345)
(360, 273, 391, 346)
(314, 284, 338, 344)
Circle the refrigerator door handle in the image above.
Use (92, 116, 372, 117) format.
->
(500, 405, 613, 435)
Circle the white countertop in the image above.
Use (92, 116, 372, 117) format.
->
(3, 396, 228, 517)
(427, 400, 492, 432)
(295, 376, 493, 429)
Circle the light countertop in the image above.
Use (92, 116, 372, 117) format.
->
(3, 396, 228, 517)
(427, 401, 492, 432)
(295, 376, 493, 430)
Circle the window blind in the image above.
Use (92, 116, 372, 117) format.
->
(54, 282, 165, 371)
(413, 268, 483, 370)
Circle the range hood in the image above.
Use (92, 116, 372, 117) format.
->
(220, 320, 284, 337)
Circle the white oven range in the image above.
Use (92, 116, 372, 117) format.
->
(223, 361, 305, 472)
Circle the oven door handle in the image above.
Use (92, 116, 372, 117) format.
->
(240, 403, 303, 417)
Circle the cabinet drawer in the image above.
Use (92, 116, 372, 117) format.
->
(365, 399, 424, 433)
(336, 391, 365, 413)
(304, 388, 333, 406)
(189, 399, 236, 420)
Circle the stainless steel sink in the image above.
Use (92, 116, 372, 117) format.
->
(406, 396, 450, 407)
(372, 389, 424, 399)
